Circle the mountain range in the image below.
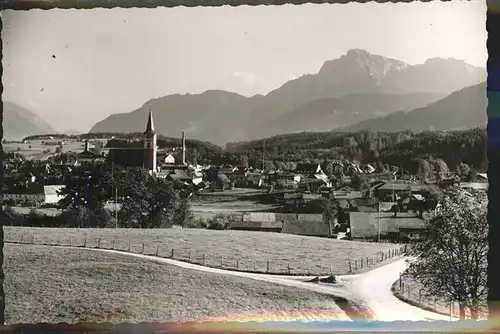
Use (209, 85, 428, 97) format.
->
(89, 49, 486, 144)
(3, 102, 56, 140)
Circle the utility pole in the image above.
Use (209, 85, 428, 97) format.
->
(115, 187, 118, 228)
(377, 201, 381, 243)
(262, 139, 265, 171)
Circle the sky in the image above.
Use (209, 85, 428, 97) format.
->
(2, 1, 487, 133)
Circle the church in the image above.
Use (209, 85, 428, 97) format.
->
(106, 109, 159, 175)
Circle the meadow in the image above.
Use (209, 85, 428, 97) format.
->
(4, 243, 355, 324)
(5, 226, 401, 275)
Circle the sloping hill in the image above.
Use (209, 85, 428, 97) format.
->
(3, 102, 56, 140)
(265, 92, 446, 134)
(340, 82, 487, 133)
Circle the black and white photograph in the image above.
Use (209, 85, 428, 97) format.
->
(1, 0, 490, 325)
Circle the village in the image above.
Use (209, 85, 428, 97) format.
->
(2, 111, 489, 244)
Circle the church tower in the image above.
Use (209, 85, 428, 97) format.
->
(143, 107, 157, 174)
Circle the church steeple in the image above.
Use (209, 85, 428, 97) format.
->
(144, 106, 155, 135)
(143, 105, 158, 174)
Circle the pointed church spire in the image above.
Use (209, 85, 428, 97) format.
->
(145, 105, 155, 133)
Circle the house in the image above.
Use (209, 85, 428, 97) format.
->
(375, 183, 427, 202)
(43, 185, 65, 204)
(165, 169, 195, 185)
(295, 163, 324, 175)
(295, 164, 330, 193)
(77, 141, 100, 163)
(219, 165, 238, 175)
(246, 171, 264, 187)
(348, 212, 425, 242)
(460, 182, 489, 191)
(364, 164, 376, 174)
(400, 193, 425, 212)
(3, 184, 64, 205)
(477, 173, 488, 182)
(162, 154, 176, 165)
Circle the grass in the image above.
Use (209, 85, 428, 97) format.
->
(5, 243, 357, 324)
(391, 275, 487, 320)
(5, 227, 401, 275)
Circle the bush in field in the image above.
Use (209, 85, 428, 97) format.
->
(186, 218, 209, 229)
(59, 206, 113, 228)
(207, 213, 232, 230)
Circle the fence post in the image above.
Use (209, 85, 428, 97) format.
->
(112, 236, 116, 249)
(97, 237, 101, 248)
(33, 235, 35, 244)
(141, 243, 145, 254)
(220, 256, 223, 267)
(354, 260, 358, 271)
(366, 257, 369, 267)
(236, 260, 239, 269)
(253, 260, 256, 271)
(156, 246, 159, 256)
(84, 235, 87, 247)
(419, 289, 422, 301)
(266, 260, 270, 273)
(188, 251, 191, 261)
(203, 253, 206, 265)
(348, 260, 352, 273)
(20, 234, 24, 243)
(69, 237, 73, 246)
(288, 263, 291, 274)
(360, 258, 363, 269)
(330, 264, 333, 275)
(127, 240, 131, 252)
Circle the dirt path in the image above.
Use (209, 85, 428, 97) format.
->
(6, 243, 455, 322)
(340, 258, 457, 321)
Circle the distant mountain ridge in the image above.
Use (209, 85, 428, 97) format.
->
(338, 82, 487, 133)
(3, 102, 57, 140)
(89, 49, 486, 144)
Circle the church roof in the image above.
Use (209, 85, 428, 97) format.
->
(144, 108, 155, 135)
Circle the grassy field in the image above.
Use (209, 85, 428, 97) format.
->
(5, 243, 359, 324)
(5, 227, 400, 275)
(4, 141, 84, 159)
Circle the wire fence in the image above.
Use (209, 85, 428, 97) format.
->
(347, 245, 407, 273)
(6, 232, 409, 277)
(393, 272, 488, 320)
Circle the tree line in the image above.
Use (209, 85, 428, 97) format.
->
(224, 128, 487, 174)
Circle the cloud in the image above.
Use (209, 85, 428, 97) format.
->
(233, 71, 257, 86)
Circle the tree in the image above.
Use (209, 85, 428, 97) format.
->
(417, 159, 433, 181)
(239, 155, 249, 168)
(323, 199, 339, 226)
(432, 158, 449, 180)
(58, 166, 109, 211)
(117, 170, 184, 228)
(407, 189, 487, 320)
(176, 197, 194, 228)
(456, 163, 471, 180)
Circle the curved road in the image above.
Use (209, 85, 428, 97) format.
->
(8, 243, 454, 322)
